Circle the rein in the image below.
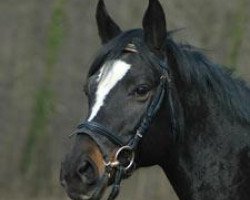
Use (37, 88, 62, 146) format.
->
(74, 44, 171, 200)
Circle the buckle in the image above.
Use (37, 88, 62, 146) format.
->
(160, 72, 171, 83)
(104, 146, 135, 171)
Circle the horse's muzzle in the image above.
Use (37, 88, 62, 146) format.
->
(60, 134, 106, 200)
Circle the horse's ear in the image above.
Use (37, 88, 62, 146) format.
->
(96, 0, 122, 44)
(142, 0, 167, 52)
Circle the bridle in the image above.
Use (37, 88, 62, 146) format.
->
(73, 43, 171, 200)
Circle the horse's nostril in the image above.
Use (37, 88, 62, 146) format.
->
(78, 161, 90, 175)
(77, 160, 96, 185)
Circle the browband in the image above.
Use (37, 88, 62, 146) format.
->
(124, 43, 138, 53)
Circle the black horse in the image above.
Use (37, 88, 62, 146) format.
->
(60, 0, 250, 199)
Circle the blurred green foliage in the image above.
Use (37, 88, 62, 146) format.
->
(227, 0, 247, 69)
(20, 0, 66, 193)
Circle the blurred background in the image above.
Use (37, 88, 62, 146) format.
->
(0, 0, 249, 199)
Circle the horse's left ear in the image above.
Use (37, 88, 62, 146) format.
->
(142, 0, 167, 52)
(96, 0, 122, 44)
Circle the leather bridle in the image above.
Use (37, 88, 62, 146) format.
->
(73, 44, 171, 200)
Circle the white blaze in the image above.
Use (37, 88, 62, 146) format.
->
(88, 60, 131, 121)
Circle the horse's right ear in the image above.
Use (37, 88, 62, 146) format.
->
(142, 0, 167, 53)
(96, 0, 122, 44)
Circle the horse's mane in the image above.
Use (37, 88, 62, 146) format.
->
(88, 29, 250, 124)
(165, 39, 250, 124)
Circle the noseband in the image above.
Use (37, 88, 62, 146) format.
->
(74, 44, 171, 200)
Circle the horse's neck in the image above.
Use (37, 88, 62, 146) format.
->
(160, 88, 250, 200)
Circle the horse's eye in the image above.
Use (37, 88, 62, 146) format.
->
(133, 85, 150, 101)
(135, 85, 150, 96)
